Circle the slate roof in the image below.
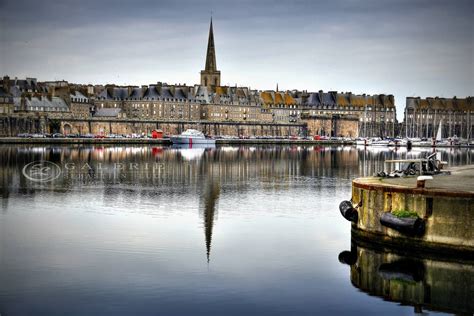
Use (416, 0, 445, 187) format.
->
(129, 87, 144, 99)
(322, 92, 336, 106)
(194, 85, 211, 103)
(173, 88, 187, 100)
(145, 86, 161, 100)
(13, 96, 69, 110)
(0, 87, 13, 99)
(70, 90, 88, 101)
(306, 93, 321, 106)
(8, 86, 23, 97)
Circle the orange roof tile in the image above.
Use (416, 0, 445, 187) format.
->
(366, 96, 374, 106)
(215, 86, 227, 95)
(236, 89, 246, 98)
(261, 91, 274, 104)
(284, 93, 295, 105)
(351, 96, 365, 106)
(274, 93, 284, 104)
(337, 94, 349, 106)
(419, 99, 429, 109)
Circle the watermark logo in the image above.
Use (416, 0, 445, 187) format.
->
(22, 160, 62, 182)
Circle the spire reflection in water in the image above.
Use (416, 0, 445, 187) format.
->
(200, 177, 220, 263)
(0, 144, 472, 315)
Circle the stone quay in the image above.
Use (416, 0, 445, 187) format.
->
(347, 165, 474, 257)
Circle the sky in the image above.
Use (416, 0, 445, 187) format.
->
(0, 0, 473, 119)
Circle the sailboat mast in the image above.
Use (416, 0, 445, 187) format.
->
(364, 105, 367, 137)
(405, 106, 408, 138)
(413, 108, 416, 138)
(425, 108, 429, 138)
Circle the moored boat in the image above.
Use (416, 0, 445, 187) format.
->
(170, 129, 216, 145)
(370, 138, 390, 146)
(355, 137, 370, 146)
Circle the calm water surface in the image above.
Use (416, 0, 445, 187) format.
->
(0, 145, 472, 315)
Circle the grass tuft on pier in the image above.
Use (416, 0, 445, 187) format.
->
(391, 210, 419, 218)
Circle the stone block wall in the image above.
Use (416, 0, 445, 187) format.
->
(57, 119, 305, 137)
(304, 116, 359, 137)
(351, 181, 473, 252)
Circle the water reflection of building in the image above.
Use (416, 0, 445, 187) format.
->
(199, 177, 220, 262)
(0, 145, 471, 196)
(339, 241, 474, 315)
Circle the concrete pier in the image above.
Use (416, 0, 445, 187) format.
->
(350, 165, 474, 256)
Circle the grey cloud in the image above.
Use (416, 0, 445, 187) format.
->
(1, 0, 473, 119)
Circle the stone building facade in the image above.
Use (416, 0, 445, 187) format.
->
(300, 91, 396, 137)
(0, 76, 397, 138)
(0, 20, 399, 138)
(403, 96, 473, 139)
(0, 87, 14, 115)
(303, 115, 359, 138)
(70, 91, 91, 119)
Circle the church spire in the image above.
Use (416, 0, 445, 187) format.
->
(205, 18, 217, 72)
(201, 17, 221, 90)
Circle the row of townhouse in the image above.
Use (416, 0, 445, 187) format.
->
(299, 91, 397, 137)
(95, 83, 205, 120)
(0, 76, 398, 137)
(0, 76, 92, 119)
(403, 96, 474, 139)
(94, 83, 272, 123)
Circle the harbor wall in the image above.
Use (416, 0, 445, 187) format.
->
(0, 116, 305, 137)
(304, 115, 359, 138)
(0, 137, 355, 145)
(61, 120, 304, 137)
(351, 179, 473, 254)
(1, 115, 362, 138)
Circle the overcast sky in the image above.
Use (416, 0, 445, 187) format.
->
(0, 0, 473, 118)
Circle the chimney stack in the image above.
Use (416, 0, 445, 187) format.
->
(2, 75, 10, 93)
(49, 86, 56, 97)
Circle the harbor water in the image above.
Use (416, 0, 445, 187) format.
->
(0, 144, 472, 315)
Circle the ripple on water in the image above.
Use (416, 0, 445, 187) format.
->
(0, 145, 472, 315)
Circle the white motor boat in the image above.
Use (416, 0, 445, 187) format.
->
(370, 138, 390, 146)
(170, 129, 216, 145)
(387, 138, 402, 146)
(355, 138, 370, 146)
(406, 137, 432, 146)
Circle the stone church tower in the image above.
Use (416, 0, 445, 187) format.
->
(200, 18, 221, 90)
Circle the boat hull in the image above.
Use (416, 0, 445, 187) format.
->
(170, 136, 216, 145)
(371, 141, 390, 146)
